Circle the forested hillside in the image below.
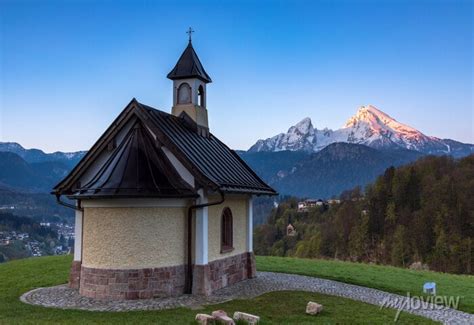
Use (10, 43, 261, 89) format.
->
(240, 143, 422, 198)
(254, 155, 474, 274)
(0, 150, 75, 221)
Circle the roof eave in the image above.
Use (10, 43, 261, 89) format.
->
(219, 187, 278, 196)
(166, 73, 212, 83)
(67, 193, 199, 200)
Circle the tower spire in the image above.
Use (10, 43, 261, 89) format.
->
(186, 27, 194, 43)
(167, 33, 212, 83)
(168, 32, 211, 136)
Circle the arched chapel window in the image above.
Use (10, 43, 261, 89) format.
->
(177, 83, 191, 104)
(221, 207, 233, 252)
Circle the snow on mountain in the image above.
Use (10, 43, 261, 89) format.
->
(249, 105, 474, 156)
(338, 105, 450, 152)
(251, 118, 318, 152)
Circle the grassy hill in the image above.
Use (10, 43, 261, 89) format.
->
(257, 256, 474, 314)
(0, 255, 472, 323)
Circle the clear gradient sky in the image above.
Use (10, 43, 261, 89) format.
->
(0, 0, 472, 152)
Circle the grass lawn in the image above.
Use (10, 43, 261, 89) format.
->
(0, 255, 436, 324)
(257, 256, 474, 314)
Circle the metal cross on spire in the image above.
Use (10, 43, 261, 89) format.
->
(186, 27, 195, 43)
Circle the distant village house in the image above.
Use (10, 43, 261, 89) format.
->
(297, 199, 324, 212)
(297, 198, 340, 212)
(286, 223, 296, 237)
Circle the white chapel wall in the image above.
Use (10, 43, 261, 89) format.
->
(207, 195, 249, 262)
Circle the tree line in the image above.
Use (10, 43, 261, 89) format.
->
(254, 154, 473, 274)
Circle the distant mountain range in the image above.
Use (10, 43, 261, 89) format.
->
(0, 152, 70, 193)
(249, 105, 474, 157)
(0, 143, 85, 220)
(1, 106, 473, 206)
(0, 140, 421, 200)
(0, 142, 85, 167)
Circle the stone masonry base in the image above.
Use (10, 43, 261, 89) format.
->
(193, 252, 256, 296)
(78, 264, 186, 300)
(69, 252, 256, 300)
(68, 261, 82, 289)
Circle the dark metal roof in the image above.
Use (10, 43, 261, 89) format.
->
(70, 121, 197, 199)
(53, 99, 277, 198)
(139, 102, 277, 196)
(167, 41, 212, 83)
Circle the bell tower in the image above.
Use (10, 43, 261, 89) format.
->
(167, 28, 212, 136)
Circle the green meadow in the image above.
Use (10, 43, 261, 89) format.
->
(1, 255, 472, 324)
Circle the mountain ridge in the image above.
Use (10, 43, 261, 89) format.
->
(249, 105, 473, 157)
(0, 152, 71, 193)
(240, 142, 423, 198)
(0, 142, 86, 167)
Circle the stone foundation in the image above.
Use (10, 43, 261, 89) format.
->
(78, 264, 186, 300)
(68, 252, 256, 300)
(68, 261, 82, 289)
(193, 252, 256, 295)
(192, 264, 212, 296)
(247, 252, 257, 279)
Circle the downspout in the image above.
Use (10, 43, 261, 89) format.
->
(55, 194, 84, 266)
(185, 189, 225, 294)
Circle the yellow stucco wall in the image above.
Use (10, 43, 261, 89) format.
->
(82, 207, 186, 269)
(208, 196, 248, 262)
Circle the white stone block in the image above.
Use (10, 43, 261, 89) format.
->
(195, 313, 214, 325)
(233, 311, 260, 324)
(306, 301, 323, 315)
(212, 310, 235, 324)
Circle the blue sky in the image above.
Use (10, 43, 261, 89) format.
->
(0, 0, 472, 152)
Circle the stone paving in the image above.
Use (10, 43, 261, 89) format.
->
(21, 272, 473, 324)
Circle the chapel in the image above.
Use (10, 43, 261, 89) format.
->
(53, 34, 277, 300)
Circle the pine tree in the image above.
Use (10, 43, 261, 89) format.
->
(432, 228, 449, 272)
(391, 225, 409, 267)
(349, 213, 369, 261)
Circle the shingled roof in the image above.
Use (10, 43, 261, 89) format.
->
(53, 99, 277, 198)
(167, 41, 212, 83)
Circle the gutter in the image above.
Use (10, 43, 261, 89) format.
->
(55, 194, 84, 212)
(185, 190, 225, 294)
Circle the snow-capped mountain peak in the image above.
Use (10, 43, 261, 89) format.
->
(339, 104, 435, 150)
(248, 105, 474, 156)
(249, 117, 318, 152)
(345, 105, 393, 127)
(344, 105, 420, 136)
(291, 117, 313, 134)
